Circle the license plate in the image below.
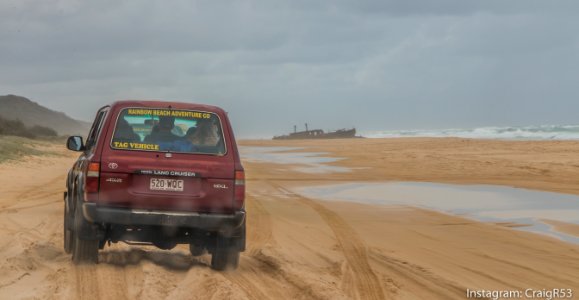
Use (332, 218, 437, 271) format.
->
(150, 178, 184, 192)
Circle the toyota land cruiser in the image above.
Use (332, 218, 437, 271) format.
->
(64, 100, 245, 270)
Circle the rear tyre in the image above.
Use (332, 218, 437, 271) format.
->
(71, 201, 98, 264)
(211, 238, 240, 271)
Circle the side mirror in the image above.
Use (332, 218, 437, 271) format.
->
(66, 136, 85, 152)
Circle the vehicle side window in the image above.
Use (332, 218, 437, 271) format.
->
(85, 108, 108, 152)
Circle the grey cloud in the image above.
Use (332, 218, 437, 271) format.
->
(1, 0, 579, 137)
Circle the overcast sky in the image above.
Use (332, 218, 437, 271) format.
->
(1, 0, 579, 137)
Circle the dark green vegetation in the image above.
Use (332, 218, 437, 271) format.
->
(0, 115, 57, 139)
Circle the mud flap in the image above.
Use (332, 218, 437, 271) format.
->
(64, 192, 75, 231)
(235, 220, 246, 251)
(76, 202, 104, 241)
(221, 219, 245, 251)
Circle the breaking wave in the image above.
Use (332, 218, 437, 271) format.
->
(362, 125, 579, 140)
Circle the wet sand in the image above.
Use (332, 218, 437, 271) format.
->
(0, 138, 578, 299)
(241, 137, 579, 195)
(294, 181, 579, 243)
(542, 220, 579, 238)
(240, 138, 579, 297)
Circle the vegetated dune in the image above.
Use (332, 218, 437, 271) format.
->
(0, 95, 90, 136)
(0, 136, 54, 162)
(0, 138, 578, 299)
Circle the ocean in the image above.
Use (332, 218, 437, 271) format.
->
(361, 125, 579, 140)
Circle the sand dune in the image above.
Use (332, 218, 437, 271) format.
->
(0, 138, 578, 299)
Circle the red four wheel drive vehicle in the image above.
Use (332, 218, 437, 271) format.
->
(64, 100, 245, 270)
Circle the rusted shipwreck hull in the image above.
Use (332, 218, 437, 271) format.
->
(273, 128, 357, 140)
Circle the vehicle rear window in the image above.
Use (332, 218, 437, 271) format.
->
(110, 108, 226, 155)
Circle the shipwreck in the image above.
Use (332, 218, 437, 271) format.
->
(273, 123, 358, 140)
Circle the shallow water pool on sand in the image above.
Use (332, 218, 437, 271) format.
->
(295, 182, 579, 244)
(239, 146, 350, 173)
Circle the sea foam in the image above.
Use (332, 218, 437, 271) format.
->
(362, 125, 579, 140)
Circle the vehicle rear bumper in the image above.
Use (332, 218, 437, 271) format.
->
(82, 203, 245, 231)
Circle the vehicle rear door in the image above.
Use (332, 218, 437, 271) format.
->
(98, 106, 236, 213)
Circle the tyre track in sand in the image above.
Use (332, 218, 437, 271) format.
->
(73, 262, 131, 300)
(0, 175, 65, 214)
(245, 189, 274, 254)
(74, 266, 101, 300)
(368, 250, 465, 299)
(248, 248, 334, 300)
(223, 183, 340, 300)
(222, 267, 274, 300)
(272, 183, 385, 300)
(0, 170, 72, 299)
(228, 184, 341, 299)
(0, 164, 133, 300)
(222, 191, 276, 300)
(0, 155, 138, 300)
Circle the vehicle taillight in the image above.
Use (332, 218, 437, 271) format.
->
(84, 162, 100, 201)
(234, 170, 245, 209)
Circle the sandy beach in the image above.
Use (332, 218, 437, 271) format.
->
(1, 137, 578, 299)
